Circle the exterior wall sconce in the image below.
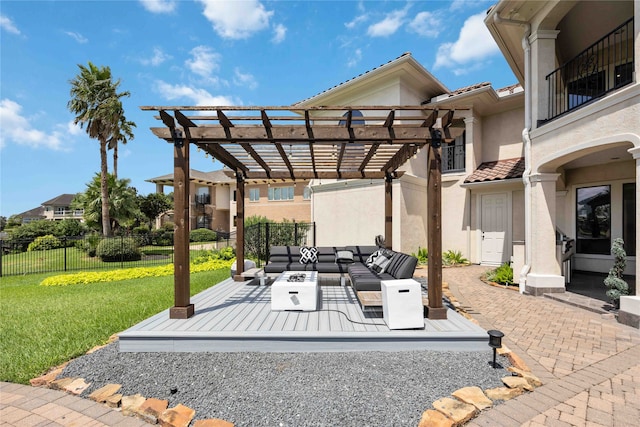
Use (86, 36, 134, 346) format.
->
(487, 329, 504, 368)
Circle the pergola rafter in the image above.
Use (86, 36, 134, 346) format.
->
(142, 105, 467, 321)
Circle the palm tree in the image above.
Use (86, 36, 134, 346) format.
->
(67, 62, 135, 236)
(108, 115, 136, 179)
(72, 172, 140, 233)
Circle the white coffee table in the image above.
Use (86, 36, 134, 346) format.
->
(271, 271, 318, 311)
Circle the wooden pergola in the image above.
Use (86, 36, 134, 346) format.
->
(141, 105, 464, 321)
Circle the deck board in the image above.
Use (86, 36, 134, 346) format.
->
(119, 278, 490, 352)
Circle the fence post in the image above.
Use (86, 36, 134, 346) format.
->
(294, 222, 298, 245)
(313, 222, 316, 246)
(63, 237, 67, 272)
(0, 240, 3, 277)
(121, 236, 124, 269)
(265, 223, 270, 267)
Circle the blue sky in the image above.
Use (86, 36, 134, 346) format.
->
(0, 0, 516, 218)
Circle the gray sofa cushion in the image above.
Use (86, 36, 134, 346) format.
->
(385, 252, 419, 279)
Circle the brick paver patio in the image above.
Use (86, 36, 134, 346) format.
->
(445, 265, 640, 426)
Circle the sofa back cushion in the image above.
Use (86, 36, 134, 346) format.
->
(385, 252, 418, 279)
(345, 245, 379, 264)
(269, 246, 301, 263)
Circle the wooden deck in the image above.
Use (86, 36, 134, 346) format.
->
(118, 278, 489, 352)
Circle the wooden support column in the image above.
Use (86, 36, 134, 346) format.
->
(427, 130, 447, 320)
(385, 174, 393, 249)
(170, 130, 194, 319)
(233, 172, 246, 281)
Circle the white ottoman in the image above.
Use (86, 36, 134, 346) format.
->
(381, 279, 424, 329)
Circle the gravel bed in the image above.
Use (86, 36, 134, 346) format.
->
(63, 343, 510, 426)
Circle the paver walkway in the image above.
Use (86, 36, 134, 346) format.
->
(444, 265, 640, 426)
(0, 382, 146, 427)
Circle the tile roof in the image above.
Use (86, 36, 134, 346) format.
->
(464, 157, 525, 183)
(449, 82, 491, 95)
(41, 193, 76, 206)
(17, 206, 45, 218)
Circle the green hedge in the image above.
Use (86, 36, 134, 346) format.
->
(95, 237, 141, 262)
(190, 228, 217, 242)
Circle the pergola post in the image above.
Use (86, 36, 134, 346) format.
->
(170, 131, 194, 319)
(426, 130, 447, 320)
(385, 174, 393, 249)
(233, 172, 245, 281)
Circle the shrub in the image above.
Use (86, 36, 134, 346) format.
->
(27, 235, 62, 252)
(96, 237, 141, 262)
(151, 228, 174, 246)
(192, 247, 236, 264)
(486, 262, 514, 285)
(190, 228, 217, 242)
(604, 238, 630, 304)
(442, 250, 469, 266)
(55, 219, 85, 238)
(412, 247, 428, 264)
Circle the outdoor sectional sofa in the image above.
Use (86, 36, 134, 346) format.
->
(263, 245, 418, 292)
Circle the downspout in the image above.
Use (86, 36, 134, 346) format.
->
(493, 12, 531, 293)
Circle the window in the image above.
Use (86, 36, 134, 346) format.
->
(623, 183, 636, 256)
(233, 190, 236, 202)
(615, 63, 633, 89)
(576, 185, 611, 255)
(442, 131, 465, 173)
(268, 186, 294, 201)
(249, 188, 260, 202)
(303, 186, 311, 200)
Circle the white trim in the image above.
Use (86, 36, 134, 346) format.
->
(460, 178, 524, 189)
(531, 84, 640, 140)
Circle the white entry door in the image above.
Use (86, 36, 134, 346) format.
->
(481, 193, 508, 265)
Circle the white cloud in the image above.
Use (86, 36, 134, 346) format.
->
(409, 11, 442, 38)
(139, 0, 177, 14)
(186, 46, 221, 78)
(433, 12, 500, 70)
(345, 14, 368, 29)
(66, 121, 83, 136)
(198, 0, 273, 39)
(0, 99, 65, 150)
(141, 47, 171, 66)
(154, 81, 239, 107)
(367, 8, 408, 37)
(272, 24, 286, 44)
(0, 15, 20, 35)
(64, 31, 88, 44)
(347, 48, 362, 68)
(233, 68, 257, 90)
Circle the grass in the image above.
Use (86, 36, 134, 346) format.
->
(0, 268, 229, 384)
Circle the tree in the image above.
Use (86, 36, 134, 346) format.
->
(108, 115, 136, 179)
(5, 215, 22, 229)
(0, 216, 6, 231)
(68, 62, 135, 236)
(73, 172, 139, 233)
(138, 193, 173, 228)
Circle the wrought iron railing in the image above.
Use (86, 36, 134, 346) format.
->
(546, 17, 634, 122)
(442, 143, 465, 173)
(244, 222, 316, 267)
(195, 194, 211, 205)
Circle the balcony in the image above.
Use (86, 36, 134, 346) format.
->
(52, 209, 84, 219)
(545, 17, 634, 123)
(195, 194, 211, 206)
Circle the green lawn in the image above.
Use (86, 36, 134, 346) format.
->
(0, 268, 229, 384)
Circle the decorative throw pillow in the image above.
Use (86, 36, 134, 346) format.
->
(366, 249, 382, 267)
(335, 250, 354, 264)
(299, 246, 318, 264)
(370, 251, 392, 274)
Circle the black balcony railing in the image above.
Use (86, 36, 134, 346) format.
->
(195, 194, 211, 205)
(442, 143, 465, 173)
(546, 17, 634, 122)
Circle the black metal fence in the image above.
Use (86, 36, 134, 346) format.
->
(0, 232, 232, 277)
(546, 17, 634, 122)
(245, 222, 316, 267)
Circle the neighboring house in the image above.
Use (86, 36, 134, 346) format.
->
(147, 169, 311, 232)
(294, 53, 525, 269)
(17, 194, 83, 223)
(485, 0, 639, 326)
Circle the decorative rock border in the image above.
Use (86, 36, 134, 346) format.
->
(29, 336, 235, 427)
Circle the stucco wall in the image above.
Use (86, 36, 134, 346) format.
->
(245, 182, 311, 222)
(481, 107, 525, 161)
(312, 181, 385, 247)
